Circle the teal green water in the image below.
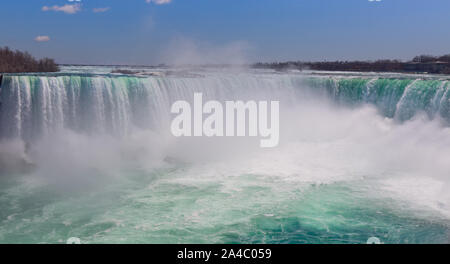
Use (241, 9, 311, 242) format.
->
(303, 77, 450, 122)
(0, 70, 449, 244)
(0, 167, 448, 244)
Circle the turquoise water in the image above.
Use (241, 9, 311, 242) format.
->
(0, 68, 449, 244)
(1, 168, 448, 244)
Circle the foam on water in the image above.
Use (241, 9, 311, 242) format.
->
(0, 67, 449, 243)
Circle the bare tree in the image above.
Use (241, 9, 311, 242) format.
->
(0, 47, 59, 73)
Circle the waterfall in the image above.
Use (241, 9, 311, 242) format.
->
(0, 73, 449, 141)
(302, 76, 450, 122)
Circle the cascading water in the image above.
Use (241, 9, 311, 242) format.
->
(0, 67, 449, 244)
(0, 74, 294, 141)
(302, 77, 450, 122)
(1, 73, 449, 143)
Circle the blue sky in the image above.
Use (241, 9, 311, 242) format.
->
(1, 0, 450, 65)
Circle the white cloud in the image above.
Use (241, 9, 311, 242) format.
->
(42, 4, 81, 14)
(146, 0, 172, 5)
(35, 36, 50, 42)
(93, 7, 111, 13)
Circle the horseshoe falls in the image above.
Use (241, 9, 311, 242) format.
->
(0, 67, 450, 244)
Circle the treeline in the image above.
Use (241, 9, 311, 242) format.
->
(0, 47, 59, 73)
(253, 54, 450, 74)
(412, 54, 450, 63)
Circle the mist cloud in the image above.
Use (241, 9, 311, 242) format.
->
(161, 37, 251, 66)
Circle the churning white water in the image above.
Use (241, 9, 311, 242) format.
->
(0, 67, 449, 243)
